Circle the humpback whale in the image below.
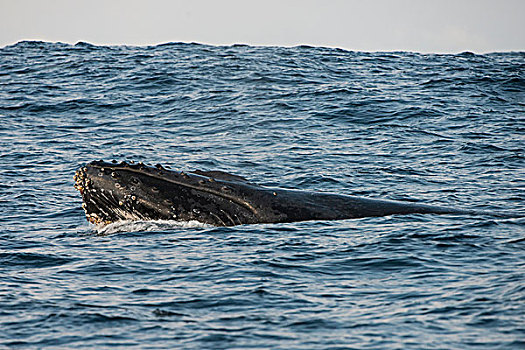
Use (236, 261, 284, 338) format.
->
(74, 160, 516, 227)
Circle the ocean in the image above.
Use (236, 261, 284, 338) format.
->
(0, 41, 524, 349)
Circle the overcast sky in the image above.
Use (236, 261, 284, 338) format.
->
(1, 0, 524, 53)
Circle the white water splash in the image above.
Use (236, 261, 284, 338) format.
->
(95, 219, 211, 235)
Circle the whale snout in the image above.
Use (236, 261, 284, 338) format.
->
(74, 160, 266, 227)
(74, 161, 148, 225)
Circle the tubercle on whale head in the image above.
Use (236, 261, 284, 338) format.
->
(81, 160, 202, 182)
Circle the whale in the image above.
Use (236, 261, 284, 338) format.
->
(74, 160, 517, 227)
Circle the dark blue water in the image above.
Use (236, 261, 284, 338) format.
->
(1, 41, 524, 349)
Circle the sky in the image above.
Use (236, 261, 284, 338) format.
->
(1, 0, 524, 53)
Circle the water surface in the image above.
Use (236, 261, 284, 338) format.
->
(1, 41, 524, 349)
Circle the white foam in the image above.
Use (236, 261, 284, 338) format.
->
(95, 219, 211, 235)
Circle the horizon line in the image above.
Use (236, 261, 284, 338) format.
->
(2, 38, 524, 55)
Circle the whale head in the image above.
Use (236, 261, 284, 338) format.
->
(74, 160, 266, 226)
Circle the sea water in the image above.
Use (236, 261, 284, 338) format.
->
(1, 41, 524, 349)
